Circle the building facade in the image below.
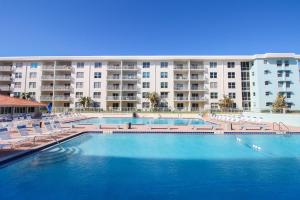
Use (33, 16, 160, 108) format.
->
(0, 53, 299, 112)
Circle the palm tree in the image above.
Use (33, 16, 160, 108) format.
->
(79, 96, 92, 108)
(20, 92, 31, 100)
(218, 95, 235, 112)
(272, 94, 287, 113)
(146, 92, 160, 111)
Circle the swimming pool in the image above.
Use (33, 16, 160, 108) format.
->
(1, 133, 300, 199)
(72, 117, 209, 126)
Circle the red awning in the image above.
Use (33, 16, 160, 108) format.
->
(0, 95, 46, 107)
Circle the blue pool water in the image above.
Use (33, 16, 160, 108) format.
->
(72, 117, 209, 126)
(1, 133, 300, 199)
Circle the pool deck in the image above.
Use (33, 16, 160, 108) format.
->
(1, 113, 300, 165)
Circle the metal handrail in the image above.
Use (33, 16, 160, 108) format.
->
(279, 122, 289, 133)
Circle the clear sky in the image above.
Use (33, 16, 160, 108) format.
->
(0, 0, 299, 56)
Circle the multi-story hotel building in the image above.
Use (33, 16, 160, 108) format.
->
(0, 53, 299, 112)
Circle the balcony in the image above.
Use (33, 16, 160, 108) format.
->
(0, 86, 11, 91)
(122, 86, 137, 91)
(174, 96, 189, 101)
(107, 65, 121, 70)
(107, 76, 121, 80)
(174, 86, 189, 91)
(42, 65, 54, 70)
(0, 66, 12, 71)
(54, 95, 72, 101)
(41, 75, 54, 80)
(190, 76, 206, 81)
(56, 65, 72, 71)
(106, 96, 120, 101)
(41, 86, 53, 91)
(190, 65, 205, 70)
(123, 65, 138, 70)
(54, 86, 72, 91)
(55, 75, 71, 81)
(174, 76, 188, 81)
(40, 96, 53, 101)
(0, 76, 11, 81)
(174, 65, 188, 70)
(190, 86, 207, 91)
(122, 76, 138, 80)
(107, 85, 121, 90)
(122, 96, 137, 101)
(190, 96, 207, 101)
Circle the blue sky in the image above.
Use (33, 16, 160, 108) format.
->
(0, 0, 299, 56)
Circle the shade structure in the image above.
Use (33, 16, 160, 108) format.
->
(0, 95, 46, 108)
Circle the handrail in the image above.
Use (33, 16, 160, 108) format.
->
(272, 122, 279, 131)
(279, 122, 289, 133)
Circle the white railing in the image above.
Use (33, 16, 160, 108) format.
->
(56, 65, 72, 70)
(41, 75, 54, 80)
(0, 76, 11, 81)
(42, 65, 54, 70)
(41, 86, 53, 90)
(55, 75, 71, 80)
(122, 96, 137, 100)
(190, 86, 207, 90)
(174, 65, 188, 70)
(54, 86, 72, 91)
(123, 65, 138, 70)
(190, 97, 207, 101)
(106, 96, 120, 100)
(0, 86, 11, 91)
(54, 96, 71, 101)
(174, 97, 189, 100)
(122, 76, 138, 80)
(190, 76, 205, 80)
(174, 86, 189, 90)
(40, 96, 53, 101)
(0, 66, 12, 71)
(107, 66, 121, 70)
(174, 77, 188, 80)
(107, 76, 120, 80)
(190, 65, 204, 70)
(107, 86, 121, 90)
(122, 86, 137, 90)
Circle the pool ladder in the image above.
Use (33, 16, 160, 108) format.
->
(273, 122, 289, 134)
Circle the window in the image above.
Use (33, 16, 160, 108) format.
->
(265, 81, 270, 85)
(142, 102, 150, 108)
(28, 92, 36, 98)
(160, 62, 168, 68)
(228, 82, 236, 89)
(143, 82, 150, 88)
(14, 82, 21, 88)
(75, 92, 83, 98)
(14, 92, 21, 97)
(211, 103, 219, 110)
(228, 72, 235, 78)
(264, 60, 268, 64)
(161, 92, 168, 98)
(285, 71, 290, 77)
(160, 72, 168, 78)
(265, 91, 270, 96)
(228, 92, 236, 99)
(210, 82, 217, 88)
(253, 92, 256, 96)
(209, 62, 217, 68)
(251, 72, 254, 76)
(241, 62, 250, 70)
(29, 82, 36, 89)
(242, 92, 250, 100)
(266, 102, 272, 106)
(210, 72, 217, 78)
(160, 82, 168, 88)
(15, 72, 22, 78)
(95, 62, 102, 68)
(241, 72, 249, 80)
(277, 71, 283, 77)
(210, 92, 218, 99)
(278, 82, 283, 88)
(76, 82, 83, 88)
(286, 82, 291, 88)
(142, 72, 150, 78)
(142, 92, 149, 98)
(29, 72, 37, 78)
(264, 70, 270, 74)
(77, 62, 84, 68)
(76, 72, 84, 78)
(252, 82, 255, 86)
(93, 92, 101, 98)
(16, 63, 22, 68)
(277, 60, 282, 67)
(143, 62, 150, 68)
(94, 72, 102, 78)
(227, 62, 235, 68)
(31, 63, 38, 68)
(284, 60, 289, 67)
(242, 82, 250, 90)
(287, 92, 292, 98)
(94, 82, 101, 88)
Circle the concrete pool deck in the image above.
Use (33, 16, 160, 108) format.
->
(1, 112, 300, 165)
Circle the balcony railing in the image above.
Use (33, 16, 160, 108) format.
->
(107, 65, 121, 70)
(42, 65, 54, 70)
(107, 86, 121, 90)
(174, 76, 188, 80)
(41, 86, 53, 91)
(174, 97, 189, 101)
(174, 65, 188, 70)
(55, 75, 71, 80)
(174, 86, 189, 90)
(40, 96, 53, 101)
(123, 65, 138, 70)
(106, 96, 120, 100)
(190, 65, 204, 70)
(122, 76, 138, 80)
(0, 86, 11, 91)
(190, 97, 207, 101)
(54, 95, 71, 101)
(122, 96, 137, 100)
(190, 86, 207, 91)
(107, 76, 120, 80)
(0, 76, 11, 81)
(122, 86, 137, 91)
(0, 66, 12, 71)
(54, 86, 72, 91)
(190, 76, 205, 80)
(41, 75, 54, 80)
(56, 65, 72, 70)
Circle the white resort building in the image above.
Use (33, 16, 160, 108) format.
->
(0, 53, 299, 112)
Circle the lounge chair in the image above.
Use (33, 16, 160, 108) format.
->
(16, 124, 50, 144)
(0, 127, 29, 148)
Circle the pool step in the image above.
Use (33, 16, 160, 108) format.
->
(31, 146, 82, 166)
